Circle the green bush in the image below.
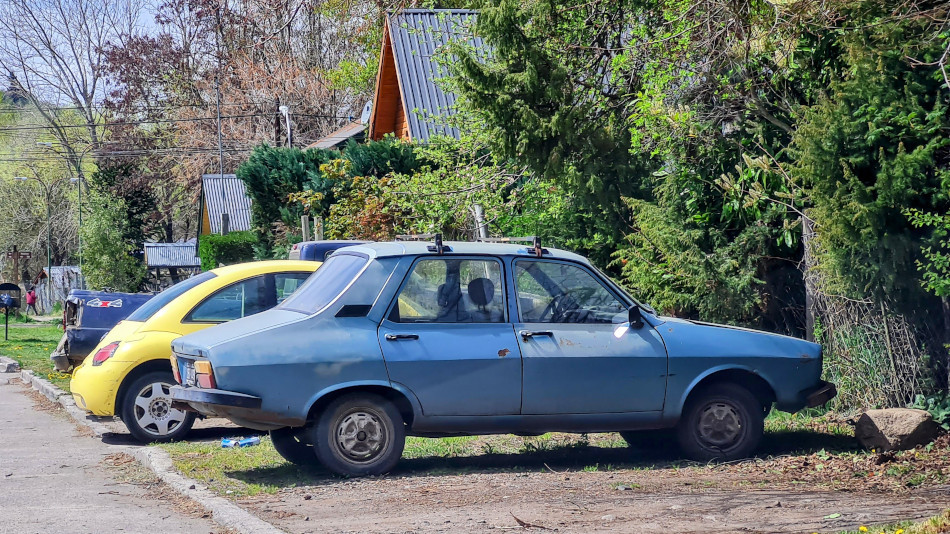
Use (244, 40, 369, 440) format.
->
(198, 231, 257, 270)
(911, 394, 950, 432)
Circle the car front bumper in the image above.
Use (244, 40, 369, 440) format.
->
(804, 380, 837, 408)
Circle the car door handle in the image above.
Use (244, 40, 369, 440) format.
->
(384, 333, 419, 341)
(519, 330, 554, 341)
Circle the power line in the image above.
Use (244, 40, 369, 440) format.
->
(0, 112, 350, 133)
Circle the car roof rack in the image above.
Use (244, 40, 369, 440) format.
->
(395, 233, 450, 254)
(477, 235, 547, 258)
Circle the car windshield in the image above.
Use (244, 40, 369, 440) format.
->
(277, 253, 368, 314)
(125, 271, 217, 322)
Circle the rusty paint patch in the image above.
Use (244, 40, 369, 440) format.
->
(559, 338, 576, 347)
(498, 348, 510, 358)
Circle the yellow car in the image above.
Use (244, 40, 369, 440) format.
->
(71, 260, 319, 442)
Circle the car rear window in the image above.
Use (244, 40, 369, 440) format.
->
(277, 253, 368, 314)
(125, 271, 217, 322)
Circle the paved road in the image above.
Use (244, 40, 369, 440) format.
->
(0, 381, 220, 534)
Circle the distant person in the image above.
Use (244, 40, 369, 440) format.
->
(25, 288, 38, 315)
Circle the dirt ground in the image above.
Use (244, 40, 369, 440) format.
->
(237, 439, 950, 534)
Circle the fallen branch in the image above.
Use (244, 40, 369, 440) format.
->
(510, 512, 550, 530)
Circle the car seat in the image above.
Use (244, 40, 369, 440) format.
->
(467, 278, 501, 322)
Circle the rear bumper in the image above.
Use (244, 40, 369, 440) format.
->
(804, 380, 837, 408)
(170, 385, 261, 410)
(170, 385, 302, 431)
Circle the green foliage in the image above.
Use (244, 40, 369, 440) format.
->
(89, 162, 157, 246)
(79, 190, 146, 292)
(237, 144, 338, 254)
(612, 198, 770, 321)
(237, 139, 426, 255)
(906, 210, 950, 298)
(911, 393, 950, 432)
(793, 10, 950, 316)
(198, 231, 257, 270)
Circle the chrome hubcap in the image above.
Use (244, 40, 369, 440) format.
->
(697, 402, 742, 449)
(133, 382, 186, 436)
(335, 410, 386, 463)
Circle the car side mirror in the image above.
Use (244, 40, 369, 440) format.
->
(628, 305, 644, 329)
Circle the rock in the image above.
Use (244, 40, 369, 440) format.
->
(854, 408, 940, 451)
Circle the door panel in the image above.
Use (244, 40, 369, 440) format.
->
(512, 259, 668, 414)
(379, 322, 523, 416)
(378, 257, 522, 416)
(517, 323, 668, 414)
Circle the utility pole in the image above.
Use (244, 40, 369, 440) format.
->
(214, 3, 228, 235)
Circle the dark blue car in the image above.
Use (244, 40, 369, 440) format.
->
(171, 240, 836, 476)
(51, 290, 155, 371)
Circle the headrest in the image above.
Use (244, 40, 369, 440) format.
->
(467, 278, 494, 307)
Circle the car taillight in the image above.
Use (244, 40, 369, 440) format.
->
(170, 354, 181, 384)
(91, 342, 119, 366)
(194, 360, 217, 389)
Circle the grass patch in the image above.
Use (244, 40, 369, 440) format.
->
(0, 325, 67, 390)
(159, 435, 312, 497)
(837, 508, 950, 534)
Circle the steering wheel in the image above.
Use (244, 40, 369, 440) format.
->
(539, 292, 580, 322)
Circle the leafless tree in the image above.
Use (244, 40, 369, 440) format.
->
(0, 0, 144, 177)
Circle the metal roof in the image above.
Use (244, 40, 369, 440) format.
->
(144, 242, 200, 268)
(388, 9, 483, 142)
(307, 122, 366, 150)
(202, 174, 252, 234)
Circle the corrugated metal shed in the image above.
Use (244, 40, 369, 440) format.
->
(144, 242, 200, 268)
(202, 174, 252, 234)
(387, 9, 482, 142)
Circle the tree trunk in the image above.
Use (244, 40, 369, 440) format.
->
(802, 216, 817, 342)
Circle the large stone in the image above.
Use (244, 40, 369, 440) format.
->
(854, 408, 940, 451)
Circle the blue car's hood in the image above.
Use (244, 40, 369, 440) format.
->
(172, 309, 306, 357)
(656, 316, 822, 360)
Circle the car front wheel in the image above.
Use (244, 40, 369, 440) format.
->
(120, 371, 196, 443)
(312, 393, 405, 477)
(677, 383, 763, 462)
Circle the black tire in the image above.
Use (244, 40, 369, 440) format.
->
(120, 371, 196, 443)
(311, 393, 405, 477)
(676, 383, 763, 462)
(270, 427, 316, 466)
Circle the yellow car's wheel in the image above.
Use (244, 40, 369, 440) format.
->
(120, 371, 196, 443)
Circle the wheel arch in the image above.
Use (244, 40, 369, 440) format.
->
(305, 383, 418, 429)
(115, 358, 175, 412)
(676, 367, 777, 416)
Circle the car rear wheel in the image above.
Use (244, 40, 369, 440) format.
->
(677, 383, 763, 462)
(312, 393, 405, 477)
(120, 371, 196, 443)
(270, 427, 316, 466)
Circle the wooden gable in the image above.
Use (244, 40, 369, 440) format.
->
(368, 22, 410, 141)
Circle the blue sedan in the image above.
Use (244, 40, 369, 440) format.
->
(170, 239, 836, 476)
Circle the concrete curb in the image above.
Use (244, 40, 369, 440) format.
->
(0, 356, 19, 373)
(131, 447, 285, 534)
(13, 372, 286, 534)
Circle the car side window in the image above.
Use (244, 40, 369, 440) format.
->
(390, 258, 505, 323)
(186, 275, 269, 323)
(275, 272, 312, 304)
(514, 260, 626, 324)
